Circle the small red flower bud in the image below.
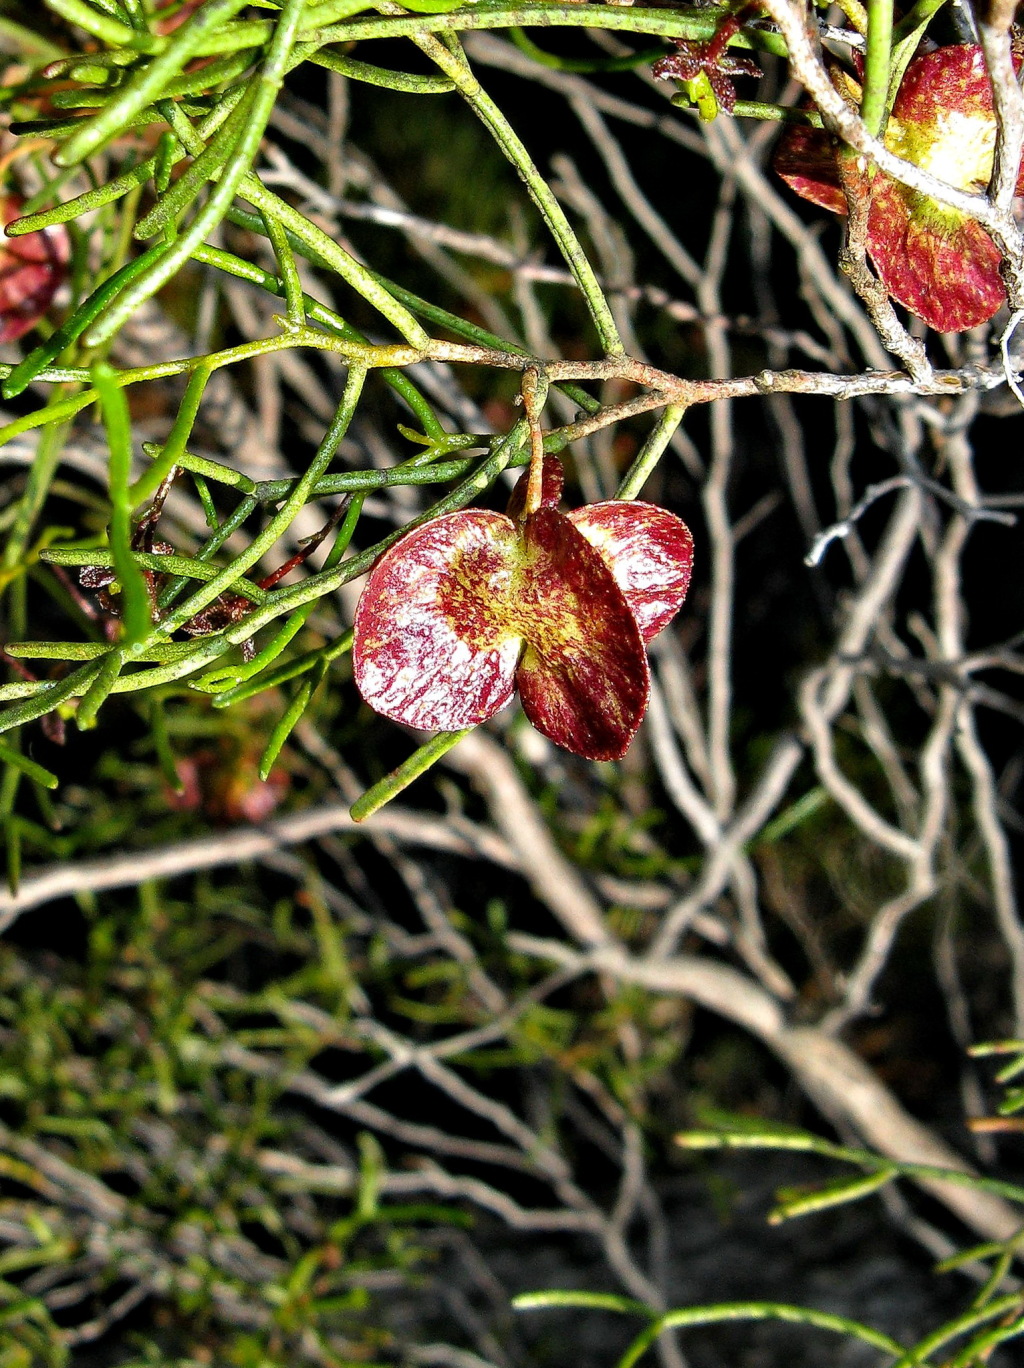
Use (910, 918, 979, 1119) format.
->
(653, 36, 762, 116)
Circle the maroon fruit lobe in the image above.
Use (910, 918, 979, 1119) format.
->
(353, 459, 694, 761)
(775, 45, 1024, 332)
(569, 499, 694, 643)
(0, 196, 70, 345)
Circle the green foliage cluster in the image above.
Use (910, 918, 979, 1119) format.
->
(0, 763, 704, 1363)
(586, 1110, 1024, 1367)
(0, 873, 479, 1366)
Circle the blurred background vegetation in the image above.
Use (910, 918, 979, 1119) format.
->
(2, 1, 1024, 1365)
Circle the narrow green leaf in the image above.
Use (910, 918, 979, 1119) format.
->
(41, 547, 268, 603)
(91, 363, 151, 643)
(5, 641, 197, 662)
(134, 81, 257, 240)
(140, 440, 257, 493)
(616, 404, 686, 499)
(150, 697, 183, 792)
(617, 1302, 904, 1368)
(129, 364, 212, 506)
(0, 659, 104, 738)
(7, 161, 159, 238)
(768, 1168, 897, 1223)
(890, 1294, 1024, 1368)
(261, 207, 305, 326)
(513, 1291, 652, 1315)
(308, 48, 456, 92)
(0, 742, 58, 790)
(861, 0, 894, 138)
(350, 729, 474, 821)
(205, 493, 361, 697)
(756, 787, 830, 846)
(192, 472, 218, 527)
(75, 646, 127, 730)
(153, 363, 368, 641)
(43, 0, 137, 46)
(259, 676, 315, 780)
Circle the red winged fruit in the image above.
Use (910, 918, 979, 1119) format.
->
(353, 457, 694, 761)
(775, 44, 1024, 332)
